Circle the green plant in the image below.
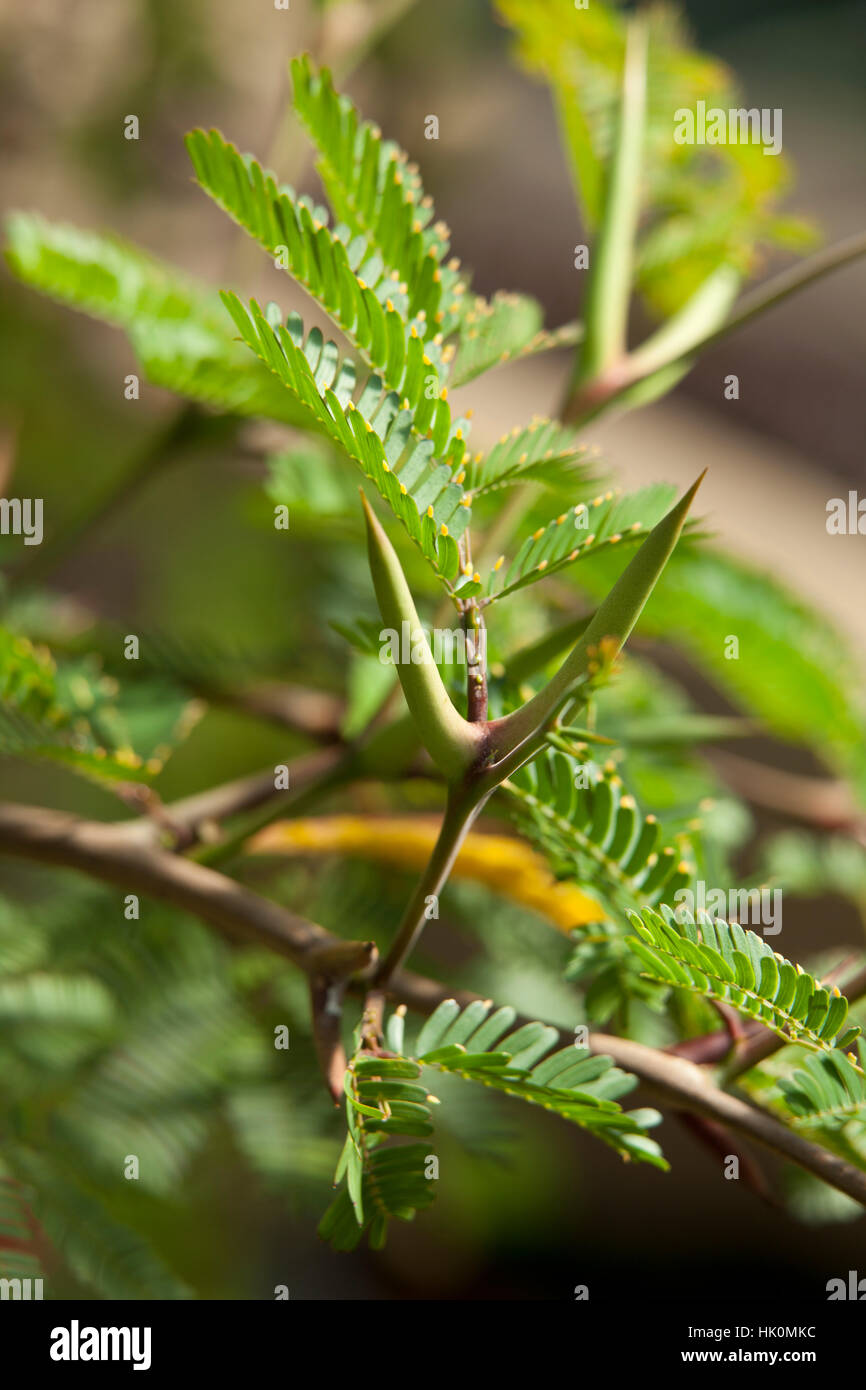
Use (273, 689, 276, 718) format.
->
(2, 1, 866, 1291)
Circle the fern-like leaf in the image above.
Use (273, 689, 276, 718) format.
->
(187, 127, 453, 395)
(469, 417, 593, 498)
(221, 292, 472, 589)
(450, 292, 576, 387)
(507, 747, 694, 913)
(3, 214, 305, 425)
(290, 55, 469, 340)
(0, 628, 186, 787)
(777, 1043, 866, 1130)
(319, 999, 666, 1250)
(627, 905, 862, 1056)
(485, 484, 679, 601)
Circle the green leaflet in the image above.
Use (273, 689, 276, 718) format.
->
(319, 999, 666, 1251)
(221, 292, 471, 590)
(0, 626, 199, 788)
(777, 1043, 866, 1131)
(469, 417, 592, 497)
(450, 292, 567, 387)
(486, 483, 678, 601)
(3, 214, 305, 425)
(187, 126, 446, 396)
(291, 56, 581, 379)
(507, 747, 693, 914)
(290, 55, 468, 340)
(627, 905, 862, 1057)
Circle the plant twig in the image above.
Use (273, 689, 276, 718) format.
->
(309, 939, 378, 1104)
(563, 233, 866, 425)
(115, 745, 347, 850)
(464, 603, 488, 723)
(570, 13, 648, 390)
(666, 230, 866, 364)
(2, 799, 865, 1205)
(706, 748, 866, 846)
(368, 783, 487, 1005)
(384, 976, 866, 1207)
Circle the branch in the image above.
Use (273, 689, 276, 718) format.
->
(0, 801, 334, 967)
(571, 13, 648, 386)
(660, 230, 866, 364)
(368, 784, 487, 1011)
(722, 956, 866, 1080)
(3, 800, 865, 1206)
(464, 604, 488, 723)
(706, 748, 866, 846)
(309, 939, 378, 1104)
(563, 232, 866, 426)
(115, 745, 346, 850)
(203, 682, 344, 740)
(385, 972, 866, 1206)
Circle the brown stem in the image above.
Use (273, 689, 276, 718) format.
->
(3, 800, 866, 1205)
(465, 605, 488, 723)
(114, 745, 346, 850)
(370, 782, 487, 994)
(310, 976, 350, 1106)
(383, 973, 866, 1207)
(203, 683, 344, 740)
(0, 802, 332, 967)
(707, 749, 866, 846)
(309, 940, 377, 1105)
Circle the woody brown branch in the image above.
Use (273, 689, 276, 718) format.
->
(2, 799, 865, 1206)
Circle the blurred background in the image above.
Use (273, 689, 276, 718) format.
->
(1, 0, 865, 1299)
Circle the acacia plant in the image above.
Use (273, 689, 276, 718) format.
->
(2, 1, 866, 1287)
